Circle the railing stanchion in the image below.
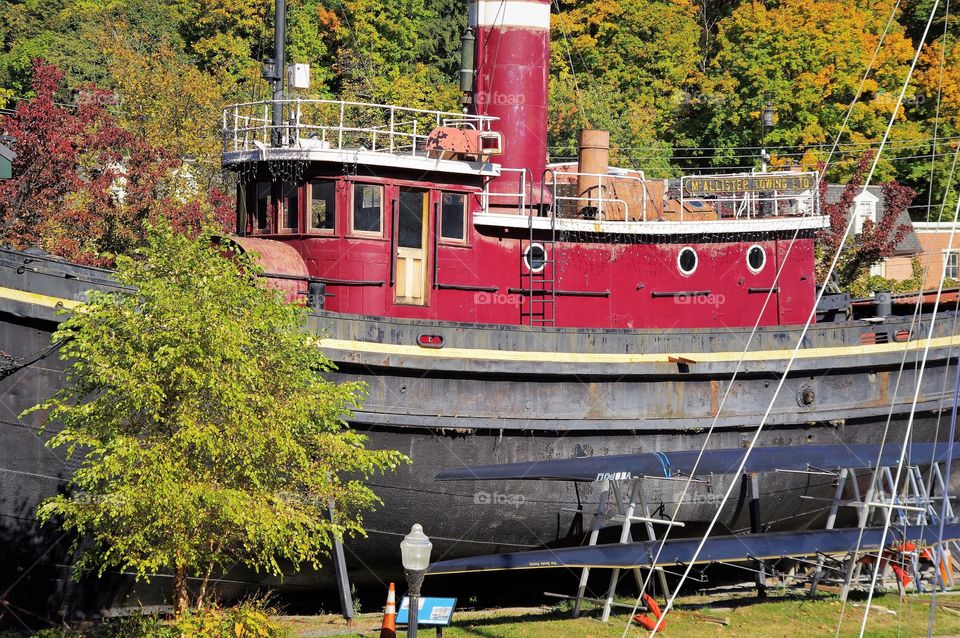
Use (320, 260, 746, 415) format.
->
(389, 107, 395, 153)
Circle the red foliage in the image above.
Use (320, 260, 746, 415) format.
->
(817, 152, 914, 287)
(0, 60, 229, 266)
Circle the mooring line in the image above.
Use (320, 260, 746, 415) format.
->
(630, 2, 944, 631)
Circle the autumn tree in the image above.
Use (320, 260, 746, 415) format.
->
(26, 221, 408, 613)
(105, 31, 226, 185)
(817, 153, 914, 288)
(0, 61, 230, 265)
(548, 0, 701, 174)
(702, 0, 918, 175)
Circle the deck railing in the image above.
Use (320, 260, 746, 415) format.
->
(679, 171, 820, 220)
(223, 99, 498, 156)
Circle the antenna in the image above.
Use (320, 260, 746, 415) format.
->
(262, 0, 287, 147)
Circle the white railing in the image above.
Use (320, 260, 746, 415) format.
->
(479, 167, 531, 214)
(222, 99, 498, 156)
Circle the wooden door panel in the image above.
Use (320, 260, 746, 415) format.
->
(394, 189, 428, 305)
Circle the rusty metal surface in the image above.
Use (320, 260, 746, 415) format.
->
(222, 235, 309, 302)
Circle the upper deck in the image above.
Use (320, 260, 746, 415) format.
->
(221, 99, 501, 178)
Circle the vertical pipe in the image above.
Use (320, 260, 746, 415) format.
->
(748, 473, 767, 599)
(577, 129, 610, 215)
(271, 0, 286, 146)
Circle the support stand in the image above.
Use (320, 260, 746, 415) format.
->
(565, 477, 683, 622)
(747, 473, 767, 598)
(795, 461, 959, 601)
(328, 500, 354, 621)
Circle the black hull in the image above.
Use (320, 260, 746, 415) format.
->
(0, 248, 958, 617)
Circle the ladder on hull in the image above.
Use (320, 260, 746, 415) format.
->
(522, 175, 556, 326)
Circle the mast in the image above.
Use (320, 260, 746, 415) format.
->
(265, 0, 286, 147)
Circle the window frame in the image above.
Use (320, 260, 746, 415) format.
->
(276, 181, 301, 235)
(523, 243, 547, 273)
(945, 250, 960, 279)
(350, 181, 386, 238)
(677, 246, 698, 276)
(252, 181, 274, 235)
(746, 244, 766, 274)
(854, 198, 878, 235)
(306, 179, 338, 235)
(438, 191, 469, 245)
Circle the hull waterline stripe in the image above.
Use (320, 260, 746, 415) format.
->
(0, 286, 82, 311)
(317, 334, 960, 364)
(1, 285, 956, 365)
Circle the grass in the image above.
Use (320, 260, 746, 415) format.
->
(277, 590, 960, 637)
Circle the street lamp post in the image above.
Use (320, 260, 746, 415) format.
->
(759, 102, 777, 216)
(401, 524, 433, 638)
(760, 102, 776, 172)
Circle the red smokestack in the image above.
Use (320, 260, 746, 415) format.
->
(469, 0, 550, 209)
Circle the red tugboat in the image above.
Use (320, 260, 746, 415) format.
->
(0, 0, 957, 600)
(208, 0, 960, 588)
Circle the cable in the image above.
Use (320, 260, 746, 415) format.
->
(926, 0, 952, 222)
(632, 1, 942, 632)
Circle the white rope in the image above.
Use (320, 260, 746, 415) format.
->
(856, 157, 960, 638)
(635, 2, 942, 632)
(926, 0, 951, 221)
(616, 0, 913, 633)
(839, 71, 960, 638)
(831, 282, 928, 638)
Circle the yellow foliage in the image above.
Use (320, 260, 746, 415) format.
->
(103, 29, 226, 182)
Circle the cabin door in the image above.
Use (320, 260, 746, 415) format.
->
(395, 188, 429, 305)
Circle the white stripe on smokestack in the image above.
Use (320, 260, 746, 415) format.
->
(469, 0, 550, 29)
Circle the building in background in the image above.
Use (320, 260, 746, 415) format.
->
(824, 184, 921, 279)
(910, 222, 960, 289)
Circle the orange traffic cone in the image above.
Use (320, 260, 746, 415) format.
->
(379, 582, 397, 638)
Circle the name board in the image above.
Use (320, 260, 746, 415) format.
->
(397, 596, 457, 626)
(685, 174, 815, 195)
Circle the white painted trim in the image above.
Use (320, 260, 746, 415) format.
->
(913, 221, 960, 232)
(222, 148, 501, 178)
(469, 0, 551, 29)
(473, 212, 830, 235)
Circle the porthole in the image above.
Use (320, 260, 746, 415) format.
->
(747, 245, 766, 273)
(677, 247, 698, 276)
(524, 243, 547, 273)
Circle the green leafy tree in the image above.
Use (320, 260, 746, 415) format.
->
(702, 0, 918, 176)
(25, 222, 408, 613)
(548, 0, 701, 175)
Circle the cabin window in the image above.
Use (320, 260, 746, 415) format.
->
(677, 247, 698, 275)
(255, 182, 271, 233)
(747, 245, 766, 273)
(279, 182, 299, 232)
(309, 180, 336, 232)
(398, 189, 427, 248)
(440, 192, 467, 242)
(352, 183, 383, 235)
(523, 243, 547, 273)
(946, 251, 960, 279)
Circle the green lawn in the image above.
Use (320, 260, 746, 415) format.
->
(279, 592, 960, 637)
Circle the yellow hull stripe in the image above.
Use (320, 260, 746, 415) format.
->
(319, 333, 960, 364)
(0, 285, 955, 364)
(0, 286, 83, 311)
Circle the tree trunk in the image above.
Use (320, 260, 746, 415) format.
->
(197, 561, 215, 609)
(173, 563, 190, 615)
